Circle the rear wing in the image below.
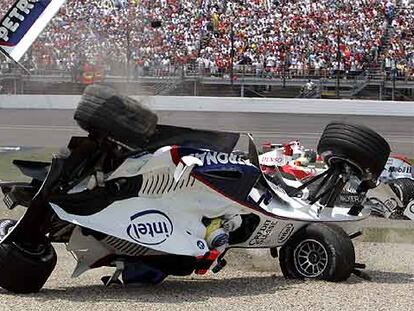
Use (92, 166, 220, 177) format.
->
(0, 0, 66, 66)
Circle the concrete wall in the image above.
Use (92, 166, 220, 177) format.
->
(0, 95, 413, 117)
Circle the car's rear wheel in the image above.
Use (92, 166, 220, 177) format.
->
(317, 122, 390, 179)
(279, 223, 355, 282)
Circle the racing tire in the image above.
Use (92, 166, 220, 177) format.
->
(389, 178, 414, 206)
(0, 242, 57, 293)
(0, 219, 17, 240)
(317, 122, 390, 179)
(74, 84, 158, 147)
(279, 223, 355, 282)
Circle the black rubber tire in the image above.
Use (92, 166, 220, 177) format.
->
(0, 219, 17, 240)
(389, 178, 414, 206)
(317, 122, 390, 179)
(0, 242, 57, 293)
(74, 84, 158, 147)
(279, 223, 355, 282)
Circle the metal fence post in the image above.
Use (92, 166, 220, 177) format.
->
(392, 67, 396, 101)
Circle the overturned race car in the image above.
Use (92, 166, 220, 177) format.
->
(0, 85, 391, 293)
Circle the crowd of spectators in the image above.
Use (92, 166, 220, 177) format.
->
(386, 0, 414, 78)
(1, 0, 205, 76)
(198, 0, 402, 78)
(29, 0, 205, 76)
(0, 0, 412, 80)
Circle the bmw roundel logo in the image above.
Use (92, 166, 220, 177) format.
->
(197, 240, 205, 250)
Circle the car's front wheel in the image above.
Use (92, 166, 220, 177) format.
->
(279, 223, 355, 282)
(0, 219, 57, 293)
(0, 218, 17, 240)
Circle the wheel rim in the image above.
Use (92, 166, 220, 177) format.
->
(293, 239, 328, 278)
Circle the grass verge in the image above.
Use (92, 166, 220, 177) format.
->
(0, 148, 57, 181)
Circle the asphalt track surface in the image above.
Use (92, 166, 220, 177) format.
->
(0, 109, 413, 154)
(0, 242, 412, 311)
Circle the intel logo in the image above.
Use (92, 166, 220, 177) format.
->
(126, 210, 173, 245)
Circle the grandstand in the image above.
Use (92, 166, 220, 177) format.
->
(0, 0, 413, 100)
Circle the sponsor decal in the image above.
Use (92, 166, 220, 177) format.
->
(190, 151, 248, 166)
(383, 198, 398, 210)
(388, 166, 412, 174)
(197, 240, 205, 250)
(249, 220, 278, 246)
(277, 224, 294, 244)
(0, 0, 48, 45)
(126, 210, 173, 245)
(339, 193, 364, 204)
(260, 156, 284, 164)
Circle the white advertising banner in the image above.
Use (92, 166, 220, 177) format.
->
(0, 0, 66, 62)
